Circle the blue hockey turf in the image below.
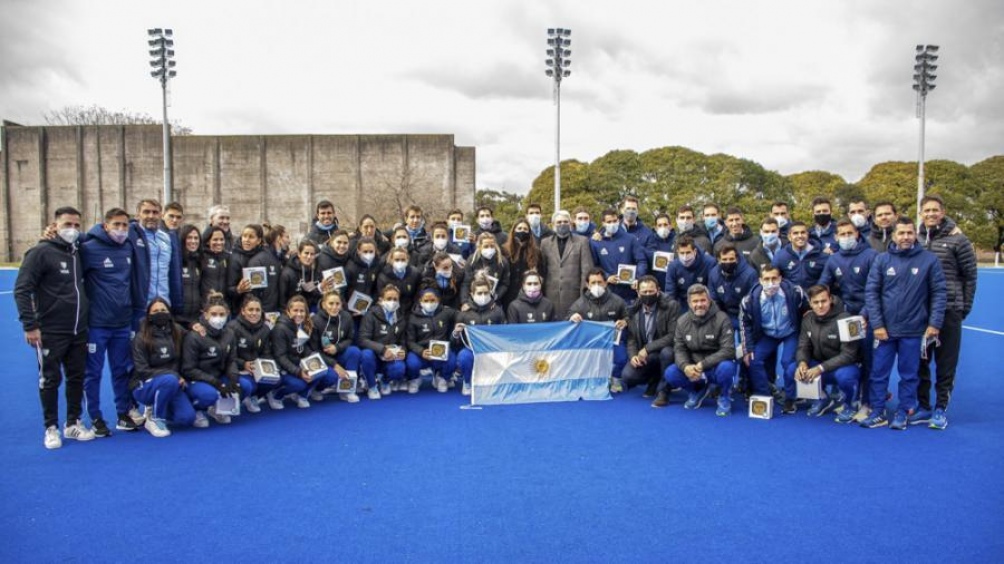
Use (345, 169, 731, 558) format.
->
(1, 268, 1003, 562)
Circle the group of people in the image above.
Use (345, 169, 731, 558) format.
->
(15, 193, 977, 449)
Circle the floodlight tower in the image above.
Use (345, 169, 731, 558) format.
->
(546, 28, 571, 212)
(148, 28, 177, 204)
(913, 44, 939, 220)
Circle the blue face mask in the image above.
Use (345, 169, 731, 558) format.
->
(704, 218, 719, 231)
(761, 233, 780, 247)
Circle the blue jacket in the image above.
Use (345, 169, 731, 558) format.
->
(647, 228, 676, 290)
(590, 226, 648, 302)
(739, 279, 807, 349)
(708, 253, 759, 321)
(128, 220, 183, 322)
(772, 243, 828, 291)
(818, 239, 878, 315)
(810, 222, 837, 254)
(622, 219, 655, 256)
(865, 242, 947, 338)
(664, 246, 716, 310)
(81, 224, 141, 329)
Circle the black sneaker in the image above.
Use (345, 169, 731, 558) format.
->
(93, 418, 112, 438)
(782, 399, 797, 414)
(116, 414, 140, 432)
(642, 381, 659, 398)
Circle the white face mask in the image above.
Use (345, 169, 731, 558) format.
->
(420, 302, 439, 315)
(762, 282, 780, 296)
(382, 300, 400, 313)
(437, 269, 452, 279)
(478, 217, 493, 229)
(676, 220, 693, 232)
(575, 220, 590, 233)
(656, 227, 671, 239)
(527, 214, 541, 228)
(604, 223, 619, 236)
(473, 294, 491, 307)
(394, 237, 409, 248)
(850, 214, 868, 228)
(679, 253, 696, 267)
(838, 236, 856, 251)
(433, 237, 448, 250)
(589, 284, 606, 298)
(481, 247, 496, 259)
(360, 252, 376, 265)
(774, 216, 789, 228)
(59, 228, 80, 245)
(393, 260, 408, 274)
(208, 315, 228, 330)
(109, 229, 129, 244)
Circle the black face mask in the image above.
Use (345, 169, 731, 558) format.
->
(720, 262, 738, 276)
(514, 231, 531, 243)
(639, 294, 659, 306)
(814, 213, 832, 227)
(149, 312, 172, 328)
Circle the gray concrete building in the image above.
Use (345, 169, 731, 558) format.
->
(1, 123, 475, 261)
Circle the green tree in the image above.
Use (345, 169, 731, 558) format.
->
(787, 171, 847, 219)
(969, 156, 1004, 250)
(525, 159, 592, 218)
(475, 189, 524, 232)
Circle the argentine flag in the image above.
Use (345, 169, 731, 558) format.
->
(466, 321, 615, 405)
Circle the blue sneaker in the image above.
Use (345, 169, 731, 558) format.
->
(834, 403, 857, 424)
(684, 386, 711, 409)
(929, 408, 948, 430)
(716, 396, 731, 416)
(860, 412, 889, 428)
(807, 397, 836, 417)
(908, 408, 933, 425)
(890, 410, 908, 430)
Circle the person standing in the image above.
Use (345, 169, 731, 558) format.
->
(591, 208, 648, 303)
(861, 217, 946, 430)
(203, 204, 234, 252)
(130, 199, 183, 323)
(305, 200, 340, 246)
(868, 201, 898, 253)
(15, 206, 96, 448)
(541, 211, 594, 319)
(772, 221, 828, 291)
(914, 195, 977, 429)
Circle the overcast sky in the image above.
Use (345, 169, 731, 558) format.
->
(2, 0, 1001, 195)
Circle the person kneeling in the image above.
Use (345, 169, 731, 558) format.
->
(662, 285, 737, 416)
(795, 285, 861, 423)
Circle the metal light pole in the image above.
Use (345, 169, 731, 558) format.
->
(148, 28, 177, 205)
(913, 44, 938, 220)
(546, 28, 571, 213)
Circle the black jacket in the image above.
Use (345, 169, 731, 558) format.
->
(377, 263, 423, 315)
(270, 315, 322, 375)
(453, 299, 506, 350)
(15, 238, 89, 335)
(626, 295, 681, 358)
(461, 254, 510, 304)
(226, 315, 272, 378)
(713, 225, 760, 259)
(406, 304, 456, 354)
(344, 253, 382, 308)
(506, 291, 556, 324)
(673, 302, 736, 371)
(567, 289, 628, 323)
(130, 322, 184, 388)
(919, 217, 978, 316)
(421, 263, 466, 310)
(311, 309, 356, 363)
(279, 255, 323, 311)
(797, 298, 860, 372)
(868, 223, 895, 254)
(200, 249, 230, 300)
(228, 245, 283, 313)
(178, 250, 202, 326)
(181, 318, 235, 388)
(358, 305, 408, 355)
(474, 220, 509, 247)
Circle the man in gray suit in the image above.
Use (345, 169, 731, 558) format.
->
(541, 210, 595, 319)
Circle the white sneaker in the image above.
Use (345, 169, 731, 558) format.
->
(448, 375, 458, 389)
(309, 390, 326, 402)
(434, 375, 448, 393)
(64, 420, 95, 441)
(242, 396, 261, 414)
(367, 388, 382, 400)
(462, 382, 471, 396)
(853, 404, 871, 422)
(408, 378, 422, 394)
(390, 380, 400, 392)
(356, 377, 368, 393)
(143, 405, 154, 421)
(193, 411, 210, 428)
(128, 407, 146, 425)
(266, 391, 284, 410)
(44, 426, 62, 449)
(380, 382, 392, 396)
(338, 392, 360, 403)
(144, 417, 171, 438)
(207, 406, 231, 425)
(295, 395, 311, 409)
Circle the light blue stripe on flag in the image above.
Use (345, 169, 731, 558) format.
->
(466, 321, 615, 405)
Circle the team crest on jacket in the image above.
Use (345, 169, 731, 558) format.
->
(809, 261, 816, 268)
(103, 258, 114, 268)
(239, 338, 247, 347)
(717, 286, 725, 294)
(911, 268, 919, 275)
(600, 248, 608, 256)
(853, 266, 860, 274)
(618, 246, 625, 253)
(787, 261, 795, 270)
(208, 346, 217, 355)
(886, 267, 896, 276)
(587, 312, 594, 319)
(835, 268, 842, 277)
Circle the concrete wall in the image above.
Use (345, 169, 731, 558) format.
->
(1, 125, 476, 261)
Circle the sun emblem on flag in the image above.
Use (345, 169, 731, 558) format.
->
(534, 358, 550, 377)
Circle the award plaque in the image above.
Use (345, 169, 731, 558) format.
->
(244, 267, 268, 289)
(215, 393, 241, 416)
(748, 395, 774, 419)
(452, 225, 470, 243)
(617, 264, 637, 285)
(796, 377, 823, 400)
(322, 267, 347, 290)
(264, 311, 281, 329)
(336, 370, 359, 393)
(837, 315, 865, 342)
(428, 340, 450, 361)
(300, 353, 327, 378)
(347, 291, 373, 314)
(252, 358, 280, 384)
(652, 251, 674, 272)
